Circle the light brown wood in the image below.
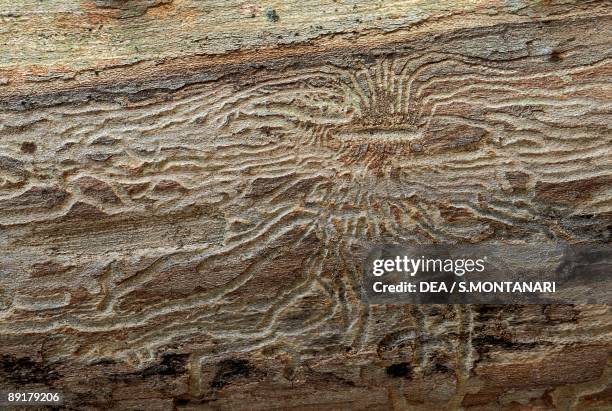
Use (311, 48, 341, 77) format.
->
(0, 1, 610, 409)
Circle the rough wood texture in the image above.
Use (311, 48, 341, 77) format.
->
(0, 1, 611, 409)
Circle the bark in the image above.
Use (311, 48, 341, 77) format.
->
(0, 1, 610, 409)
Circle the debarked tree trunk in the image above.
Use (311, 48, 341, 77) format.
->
(0, 1, 610, 409)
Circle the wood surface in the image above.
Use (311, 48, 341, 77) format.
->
(0, 1, 611, 409)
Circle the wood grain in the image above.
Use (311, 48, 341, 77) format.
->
(0, 1, 611, 409)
